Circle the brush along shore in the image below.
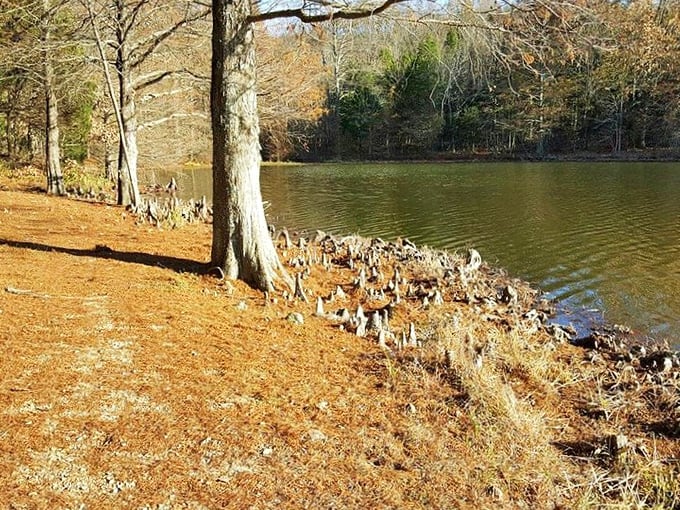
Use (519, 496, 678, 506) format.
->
(0, 166, 678, 509)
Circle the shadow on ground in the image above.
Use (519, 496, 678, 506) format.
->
(0, 238, 206, 274)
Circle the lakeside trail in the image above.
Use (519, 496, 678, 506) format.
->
(0, 172, 678, 509)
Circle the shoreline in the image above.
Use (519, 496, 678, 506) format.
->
(283, 148, 680, 165)
(131, 149, 680, 171)
(18, 157, 675, 350)
(61, 165, 678, 349)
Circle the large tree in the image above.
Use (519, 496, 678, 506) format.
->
(41, 0, 65, 194)
(0, 0, 82, 194)
(210, 0, 407, 290)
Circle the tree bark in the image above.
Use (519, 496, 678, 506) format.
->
(115, 1, 141, 207)
(44, 64, 64, 195)
(211, 0, 286, 291)
(42, 0, 64, 196)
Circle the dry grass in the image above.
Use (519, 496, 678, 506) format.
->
(0, 171, 678, 509)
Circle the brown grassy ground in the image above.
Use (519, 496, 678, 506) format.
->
(0, 167, 678, 509)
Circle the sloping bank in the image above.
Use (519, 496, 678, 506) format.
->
(269, 228, 680, 508)
(124, 181, 680, 507)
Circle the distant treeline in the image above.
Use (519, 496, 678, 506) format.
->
(3, 1, 680, 168)
(267, 2, 680, 162)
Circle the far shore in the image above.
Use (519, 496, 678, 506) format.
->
(294, 148, 680, 164)
(172, 149, 680, 169)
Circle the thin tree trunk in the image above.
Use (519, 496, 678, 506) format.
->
(4, 113, 11, 158)
(42, 0, 64, 195)
(44, 68, 64, 195)
(115, 1, 140, 207)
(211, 0, 287, 291)
(116, 70, 140, 206)
(104, 139, 116, 181)
(85, 0, 139, 207)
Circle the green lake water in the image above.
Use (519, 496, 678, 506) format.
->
(148, 161, 680, 344)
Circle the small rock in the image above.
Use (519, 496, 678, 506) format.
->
(260, 446, 274, 457)
(286, 312, 304, 325)
(236, 300, 248, 311)
(640, 351, 676, 372)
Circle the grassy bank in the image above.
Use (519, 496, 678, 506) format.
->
(0, 166, 678, 509)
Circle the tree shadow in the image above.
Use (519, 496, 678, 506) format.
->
(0, 238, 207, 274)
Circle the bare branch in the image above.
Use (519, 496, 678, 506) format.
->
(132, 69, 175, 90)
(139, 111, 208, 130)
(249, 0, 409, 24)
(129, 6, 210, 69)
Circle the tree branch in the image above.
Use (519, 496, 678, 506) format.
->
(139, 112, 208, 130)
(129, 7, 210, 69)
(133, 69, 175, 90)
(248, 0, 409, 24)
(133, 68, 209, 90)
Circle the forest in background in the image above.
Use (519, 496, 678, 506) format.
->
(2, 0, 680, 170)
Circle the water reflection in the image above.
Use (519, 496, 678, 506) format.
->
(147, 161, 680, 343)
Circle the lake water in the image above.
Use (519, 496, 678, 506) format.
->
(147, 162, 680, 343)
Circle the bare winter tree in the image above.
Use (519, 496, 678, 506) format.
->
(84, 0, 210, 206)
(209, 0, 428, 290)
(41, 0, 65, 194)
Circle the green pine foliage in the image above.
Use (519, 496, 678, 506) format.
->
(61, 82, 96, 163)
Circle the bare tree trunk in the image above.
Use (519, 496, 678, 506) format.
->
(103, 114, 117, 181)
(44, 66, 64, 195)
(85, 0, 140, 207)
(211, 0, 287, 291)
(42, 0, 64, 195)
(117, 70, 140, 205)
(104, 140, 116, 181)
(2, 113, 9, 157)
(115, 1, 140, 207)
